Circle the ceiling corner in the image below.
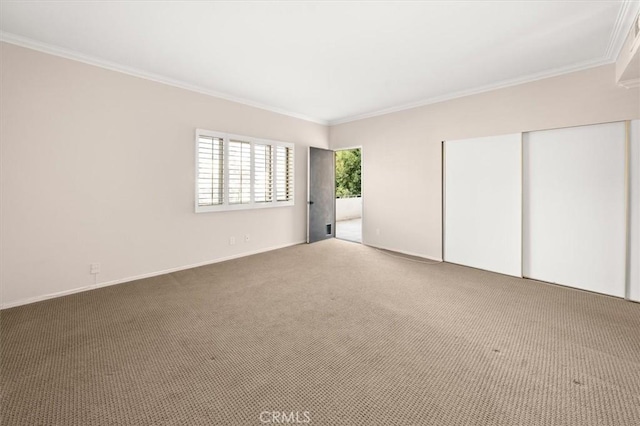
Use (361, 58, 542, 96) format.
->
(605, 0, 640, 62)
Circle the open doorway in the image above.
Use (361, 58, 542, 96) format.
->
(335, 148, 362, 243)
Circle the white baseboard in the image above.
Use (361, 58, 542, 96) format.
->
(1, 240, 306, 310)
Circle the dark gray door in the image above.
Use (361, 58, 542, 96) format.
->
(308, 147, 335, 243)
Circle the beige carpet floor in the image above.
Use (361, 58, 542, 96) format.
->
(2, 239, 640, 425)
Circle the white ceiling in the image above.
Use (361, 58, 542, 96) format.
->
(1, 1, 638, 125)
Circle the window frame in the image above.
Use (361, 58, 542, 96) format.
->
(195, 128, 295, 213)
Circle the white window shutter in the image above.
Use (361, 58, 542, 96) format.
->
(228, 140, 251, 205)
(254, 144, 273, 203)
(197, 135, 224, 207)
(276, 145, 294, 202)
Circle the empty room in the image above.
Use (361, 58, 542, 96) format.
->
(2, 1, 640, 425)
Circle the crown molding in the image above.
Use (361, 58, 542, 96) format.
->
(618, 77, 640, 89)
(3, 1, 638, 129)
(605, 0, 640, 61)
(0, 31, 329, 126)
(329, 1, 640, 126)
(328, 56, 612, 126)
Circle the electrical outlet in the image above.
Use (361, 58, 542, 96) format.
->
(90, 263, 100, 274)
(244, 234, 250, 242)
(229, 236, 236, 245)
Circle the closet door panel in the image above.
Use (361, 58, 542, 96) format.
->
(445, 134, 522, 277)
(629, 120, 639, 302)
(523, 122, 626, 297)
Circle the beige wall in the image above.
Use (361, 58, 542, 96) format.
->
(0, 43, 328, 307)
(3, 42, 639, 308)
(330, 64, 640, 260)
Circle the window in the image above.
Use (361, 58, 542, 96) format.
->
(195, 129, 295, 212)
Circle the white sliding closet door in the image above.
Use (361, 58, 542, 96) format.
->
(445, 134, 522, 277)
(523, 122, 626, 297)
(629, 120, 639, 302)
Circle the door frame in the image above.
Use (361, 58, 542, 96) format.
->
(332, 145, 364, 244)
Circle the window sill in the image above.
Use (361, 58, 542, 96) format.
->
(195, 201, 295, 213)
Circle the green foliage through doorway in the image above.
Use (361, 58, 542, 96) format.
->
(335, 149, 361, 198)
